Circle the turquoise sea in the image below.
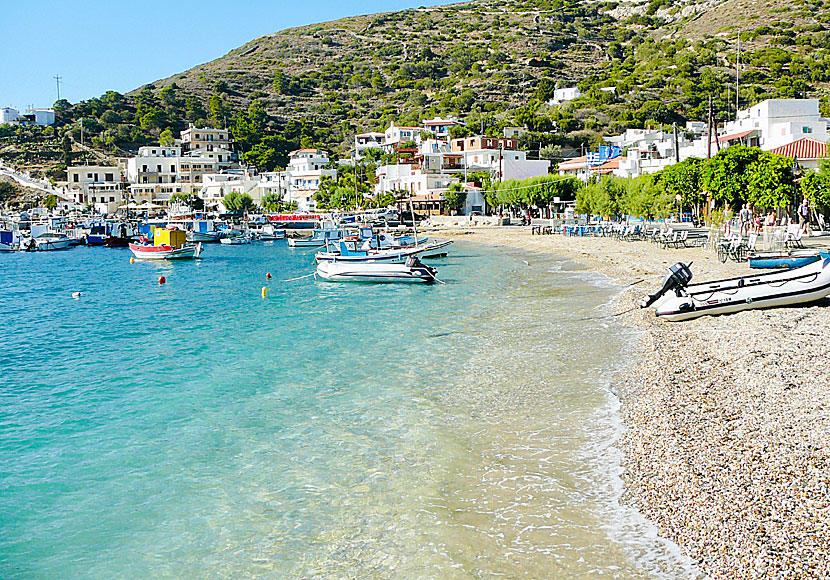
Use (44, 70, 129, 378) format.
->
(0, 240, 698, 579)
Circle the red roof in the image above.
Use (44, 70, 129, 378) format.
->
(718, 129, 756, 143)
(596, 158, 620, 174)
(768, 137, 828, 160)
(557, 155, 588, 170)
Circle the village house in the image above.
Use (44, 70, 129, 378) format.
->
(66, 165, 126, 214)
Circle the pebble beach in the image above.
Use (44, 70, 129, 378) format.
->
(427, 224, 830, 579)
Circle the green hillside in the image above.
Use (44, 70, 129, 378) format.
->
(3, 0, 830, 177)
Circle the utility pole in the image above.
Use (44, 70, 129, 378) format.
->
(672, 122, 680, 163)
(54, 75, 62, 101)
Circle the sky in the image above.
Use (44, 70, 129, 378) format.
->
(0, 0, 462, 111)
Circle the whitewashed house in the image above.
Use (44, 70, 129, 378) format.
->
(547, 87, 581, 106)
(382, 122, 423, 153)
(450, 136, 550, 181)
(251, 149, 336, 211)
(720, 99, 828, 151)
(1, 108, 19, 124)
(67, 165, 125, 214)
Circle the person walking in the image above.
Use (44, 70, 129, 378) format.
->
(739, 204, 750, 238)
(799, 198, 811, 235)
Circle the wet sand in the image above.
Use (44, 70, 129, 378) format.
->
(427, 225, 830, 579)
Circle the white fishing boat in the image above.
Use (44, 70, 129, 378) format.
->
(315, 239, 452, 263)
(187, 220, 222, 243)
(129, 228, 203, 260)
(219, 233, 251, 245)
(258, 224, 286, 241)
(640, 259, 830, 321)
(32, 232, 73, 251)
(287, 222, 346, 247)
(316, 256, 441, 283)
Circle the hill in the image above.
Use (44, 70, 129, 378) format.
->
(3, 0, 830, 176)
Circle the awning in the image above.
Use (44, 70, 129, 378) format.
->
(718, 129, 757, 143)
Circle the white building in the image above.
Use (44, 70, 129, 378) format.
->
(126, 146, 183, 202)
(382, 122, 423, 153)
(25, 108, 55, 126)
(421, 117, 461, 139)
(249, 149, 336, 212)
(354, 132, 386, 159)
(1, 108, 19, 124)
(548, 87, 581, 106)
(450, 136, 550, 181)
(67, 165, 125, 214)
(720, 99, 828, 151)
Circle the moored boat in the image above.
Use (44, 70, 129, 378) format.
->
(316, 256, 440, 283)
(315, 239, 452, 263)
(0, 230, 18, 251)
(640, 259, 830, 321)
(219, 234, 252, 245)
(129, 228, 202, 260)
(747, 250, 827, 269)
(32, 232, 73, 251)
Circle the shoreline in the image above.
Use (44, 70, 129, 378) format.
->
(428, 225, 830, 579)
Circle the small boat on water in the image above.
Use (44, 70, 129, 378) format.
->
(316, 256, 441, 283)
(187, 220, 222, 243)
(0, 230, 19, 251)
(219, 234, 252, 245)
(258, 224, 286, 241)
(640, 259, 830, 321)
(747, 250, 828, 269)
(33, 232, 73, 251)
(315, 239, 452, 263)
(288, 222, 346, 247)
(129, 228, 202, 260)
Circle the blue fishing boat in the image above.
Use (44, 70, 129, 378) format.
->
(747, 251, 828, 269)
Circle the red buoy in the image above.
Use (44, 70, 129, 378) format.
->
(158, 275, 166, 285)
(266, 272, 272, 280)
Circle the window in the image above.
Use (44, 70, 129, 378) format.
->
(110, 197, 115, 202)
(804, 126, 813, 134)
(87, 173, 92, 179)
(105, 173, 113, 182)
(73, 174, 79, 182)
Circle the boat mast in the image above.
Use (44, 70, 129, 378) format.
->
(408, 193, 418, 246)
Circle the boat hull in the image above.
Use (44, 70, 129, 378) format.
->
(748, 251, 825, 269)
(33, 237, 72, 251)
(288, 237, 326, 247)
(316, 261, 437, 283)
(129, 243, 202, 260)
(655, 257, 830, 321)
(188, 231, 221, 243)
(315, 240, 452, 263)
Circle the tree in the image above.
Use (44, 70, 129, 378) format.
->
(701, 145, 763, 209)
(260, 192, 285, 212)
(43, 194, 58, 210)
(208, 94, 228, 128)
(746, 152, 797, 209)
(443, 182, 467, 213)
(159, 128, 174, 146)
(222, 192, 254, 211)
(61, 133, 73, 167)
(801, 161, 830, 208)
(0, 182, 19, 204)
(658, 157, 705, 209)
(170, 192, 204, 211)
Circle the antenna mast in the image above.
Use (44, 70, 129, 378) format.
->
(54, 74, 62, 101)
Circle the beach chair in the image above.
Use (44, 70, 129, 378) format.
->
(786, 225, 805, 249)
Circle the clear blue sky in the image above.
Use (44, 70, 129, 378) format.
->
(0, 0, 462, 111)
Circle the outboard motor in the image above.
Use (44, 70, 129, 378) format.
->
(639, 262, 693, 308)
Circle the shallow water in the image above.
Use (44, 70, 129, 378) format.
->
(0, 241, 698, 578)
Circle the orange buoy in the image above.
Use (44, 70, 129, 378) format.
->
(266, 272, 272, 280)
(130, 257, 135, 264)
(158, 275, 166, 285)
